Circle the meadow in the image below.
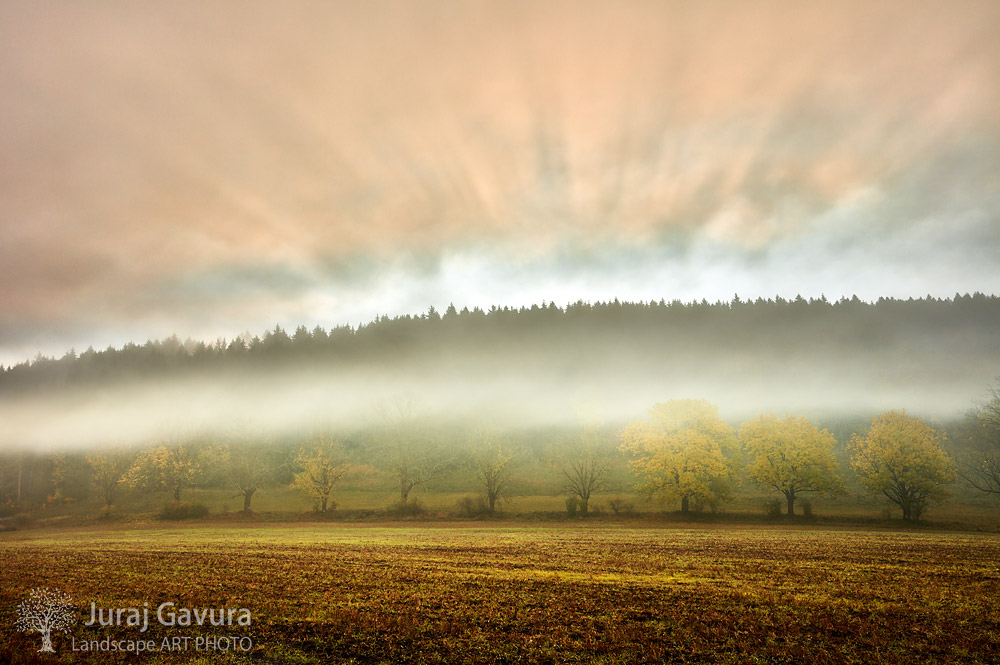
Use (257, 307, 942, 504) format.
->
(2, 522, 999, 664)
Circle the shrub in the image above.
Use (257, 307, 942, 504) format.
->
(565, 496, 581, 516)
(388, 499, 425, 517)
(608, 497, 636, 515)
(158, 501, 210, 520)
(764, 498, 783, 519)
(691, 496, 723, 514)
(456, 496, 490, 518)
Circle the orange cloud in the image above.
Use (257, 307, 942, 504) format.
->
(0, 0, 997, 359)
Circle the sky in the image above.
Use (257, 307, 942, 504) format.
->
(1, 0, 999, 365)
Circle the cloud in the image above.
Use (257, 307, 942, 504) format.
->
(0, 0, 998, 361)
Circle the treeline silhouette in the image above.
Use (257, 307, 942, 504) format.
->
(2, 293, 998, 394)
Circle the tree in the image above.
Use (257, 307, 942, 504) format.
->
(850, 410, 956, 520)
(375, 398, 452, 505)
(552, 426, 611, 515)
(87, 448, 135, 507)
(15, 587, 76, 652)
(221, 439, 278, 514)
(292, 435, 354, 512)
(957, 383, 1000, 495)
(124, 440, 214, 501)
(469, 429, 516, 513)
(739, 414, 844, 516)
(620, 399, 736, 513)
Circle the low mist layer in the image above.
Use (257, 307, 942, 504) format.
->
(2, 296, 997, 451)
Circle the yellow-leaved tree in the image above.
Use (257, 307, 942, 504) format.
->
(87, 447, 135, 508)
(739, 415, 844, 516)
(124, 440, 220, 501)
(850, 410, 956, 520)
(620, 399, 736, 513)
(292, 436, 360, 513)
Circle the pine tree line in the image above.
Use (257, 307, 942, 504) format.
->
(2, 293, 997, 393)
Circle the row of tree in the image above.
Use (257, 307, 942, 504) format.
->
(6, 386, 998, 522)
(621, 401, 955, 520)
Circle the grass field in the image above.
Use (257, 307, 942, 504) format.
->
(18, 483, 1000, 529)
(2, 523, 999, 663)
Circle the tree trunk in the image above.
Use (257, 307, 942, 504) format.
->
(901, 503, 911, 520)
(487, 494, 496, 513)
(39, 629, 54, 652)
(681, 495, 689, 513)
(400, 484, 410, 503)
(173, 486, 181, 501)
(321, 496, 328, 513)
(786, 492, 795, 517)
(242, 488, 255, 513)
(580, 495, 589, 515)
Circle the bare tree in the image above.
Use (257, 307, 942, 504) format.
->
(375, 397, 453, 505)
(16, 587, 76, 652)
(223, 441, 276, 513)
(469, 429, 516, 513)
(553, 426, 611, 515)
(209, 422, 285, 514)
(958, 384, 1000, 495)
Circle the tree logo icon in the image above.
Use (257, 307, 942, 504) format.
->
(15, 587, 77, 652)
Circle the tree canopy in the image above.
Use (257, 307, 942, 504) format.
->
(620, 399, 736, 513)
(123, 440, 220, 502)
(850, 410, 956, 520)
(740, 414, 843, 516)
